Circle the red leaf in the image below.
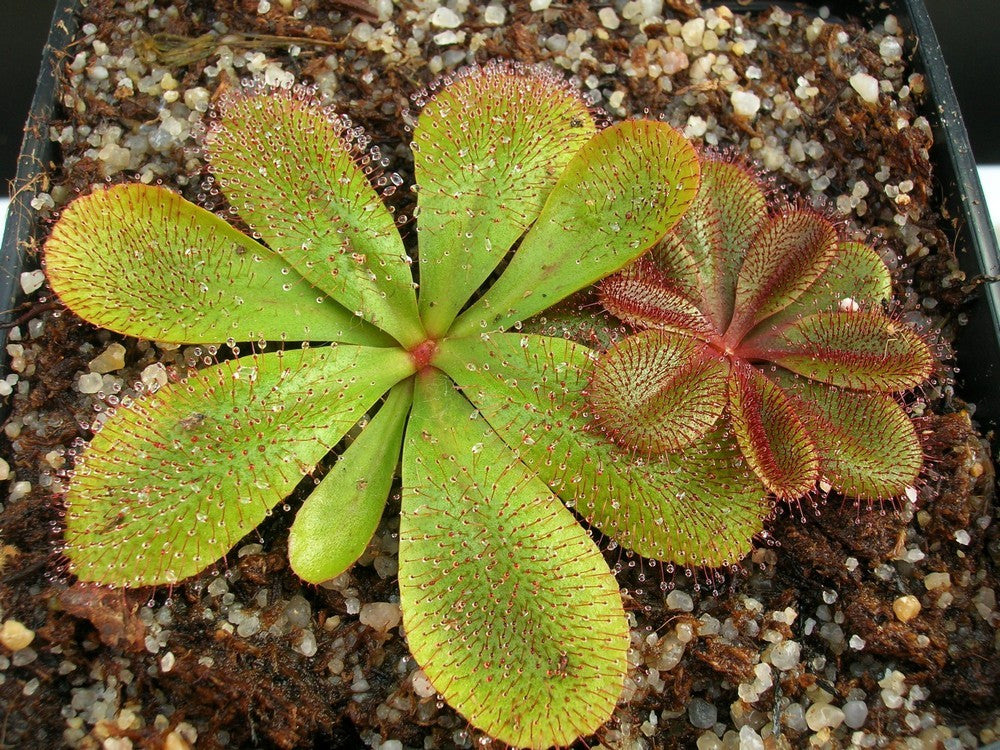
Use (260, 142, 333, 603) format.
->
(600, 259, 716, 337)
(652, 157, 769, 330)
(728, 362, 820, 499)
(726, 210, 839, 344)
(588, 329, 729, 455)
(778, 373, 924, 499)
(743, 311, 933, 392)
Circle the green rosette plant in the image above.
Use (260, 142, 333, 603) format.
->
(42, 62, 777, 748)
(589, 152, 934, 503)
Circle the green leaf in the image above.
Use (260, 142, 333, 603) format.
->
(64, 345, 414, 587)
(413, 62, 596, 336)
(747, 311, 933, 392)
(437, 334, 770, 567)
(588, 329, 729, 455)
(726, 210, 839, 343)
(728, 362, 819, 499)
(652, 157, 768, 330)
(777, 373, 924, 499)
(207, 85, 423, 347)
(288, 379, 413, 584)
(401, 370, 627, 749)
(45, 185, 391, 346)
(451, 120, 700, 336)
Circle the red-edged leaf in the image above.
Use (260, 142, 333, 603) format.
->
(767, 241, 891, 321)
(743, 240, 894, 342)
(401, 370, 627, 748)
(777, 373, 924, 500)
(588, 329, 729, 455)
(728, 362, 820, 499)
(726, 210, 839, 343)
(746, 311, 933, 392)
(599, 259, 717, 337)
(652, 157, 768, 330)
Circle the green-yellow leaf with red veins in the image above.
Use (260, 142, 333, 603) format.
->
(744, 310, 933, 391)
(452, 118, 700, 335)
(45, 185, 389, 346)
(593, 152, 933, 501)
(401, 371, 627, 749)
(64, 345, 414, 587)
(413, 62, 598, 337)
(206, 84, 425, 348)
(726, 209, 840, 342)
(43, 61, 705, 749)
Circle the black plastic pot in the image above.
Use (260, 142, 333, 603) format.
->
(0, 0, 78, 398)
(2, 0, 998, 430)
(901, 0, 1000, 431)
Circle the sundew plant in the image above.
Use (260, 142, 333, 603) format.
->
(41, 63, 931, 748)
(589, 153, 934, 503)
(44, 62, 715, 748)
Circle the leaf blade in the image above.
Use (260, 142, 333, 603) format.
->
(752, 311, 933, 392)
(451, 120, 700, 336)
(652, 157, 768, 330)
(746, 240, 893, 340)
(726, 210, 839, 342)
(414, 62, 597, 336)
(728, 362, 820, 499)
(207, 85, 423, 347)
(64, 345, 414, 586)
(588, 329, 729, 455)
(45, 185, 391, 346)
(288, 378, 413, 584)
(401, 370, 627, 749)
(599, 259, 717, 337)
(437, 334, 770, 567)
(777, 373, 924, 499)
